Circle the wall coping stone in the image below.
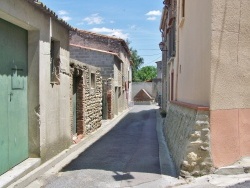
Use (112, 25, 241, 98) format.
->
(171, 101, 209, 111)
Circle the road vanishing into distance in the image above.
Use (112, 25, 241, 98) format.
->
(28, 105, 171, 188)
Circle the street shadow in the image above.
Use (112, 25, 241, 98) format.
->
(227, 180, 250, 188)
(112, 172, 134, 181)
(61, 106, 171, 181)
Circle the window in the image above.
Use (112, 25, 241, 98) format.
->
(90, 73, 95, 89)
(117, 61, 121, 71)
(50, 39, 60, 84)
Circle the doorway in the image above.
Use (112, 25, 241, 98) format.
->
(0, 18, 28, 175)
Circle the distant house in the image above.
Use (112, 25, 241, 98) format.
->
(160, 0, 250, 177)
(133, 89, 154, 105)
(70, 30, 132, 119)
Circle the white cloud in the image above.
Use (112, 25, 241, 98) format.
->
(61, 16, 71, 21)
(147, 17, 157, 21)
(130, 25, 137, 30)
(83, 14, 103, 25)
(90, 27, 129, 40)
(58, 10, 68, 15)
(58, 10, 71, 21)
(145, 10, 161, 16)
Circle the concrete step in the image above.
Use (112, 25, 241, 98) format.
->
(0, 158, 41, 188)
(214, 157, 250, 175)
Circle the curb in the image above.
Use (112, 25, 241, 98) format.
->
(9, 108, 132, 188)
(155, 109, 177, 177)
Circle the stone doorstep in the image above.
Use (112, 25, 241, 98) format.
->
(0, 158, 41, 188)
(215, 157, 250, 175)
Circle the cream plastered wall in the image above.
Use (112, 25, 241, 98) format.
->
(210, 0, 250, 167)
(177, 0, 211, 106)
(210, 0, 250, 110)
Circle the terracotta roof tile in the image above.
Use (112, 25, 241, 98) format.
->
(73, 29, 131, 56)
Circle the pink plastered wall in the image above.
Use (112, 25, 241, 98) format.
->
(211, 109, 250, 167)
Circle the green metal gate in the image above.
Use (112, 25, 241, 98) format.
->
(0, 18, 28, 175)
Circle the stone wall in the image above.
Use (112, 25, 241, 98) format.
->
(84, 67, 102, 134)
(70, 59, 102, 142)
(163, 102, 213, 177)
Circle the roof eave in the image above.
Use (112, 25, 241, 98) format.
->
(159, 7, 168, 31)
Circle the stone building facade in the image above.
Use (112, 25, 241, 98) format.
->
(70, 59, 102, 143)
(160, 0, 250, 177)
(70, 30, 132, 119)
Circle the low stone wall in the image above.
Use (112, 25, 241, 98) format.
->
(163, 102, 213, 177)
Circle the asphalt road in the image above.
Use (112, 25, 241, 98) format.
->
(41, 105, 162, 188)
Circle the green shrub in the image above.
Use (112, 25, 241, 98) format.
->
(160, 109, 166, 118)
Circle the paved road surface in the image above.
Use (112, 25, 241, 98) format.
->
(36, 105, 164, 188)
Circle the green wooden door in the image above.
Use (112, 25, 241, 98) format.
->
(0, 18, 28, 175)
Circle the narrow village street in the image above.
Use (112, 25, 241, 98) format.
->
(27, 105, 177, 188)
(2, 1, 250, 187)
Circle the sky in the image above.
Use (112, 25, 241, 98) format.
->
(40, 0, 163, 67)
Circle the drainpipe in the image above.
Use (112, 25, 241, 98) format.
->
(175, 0, 180, 101)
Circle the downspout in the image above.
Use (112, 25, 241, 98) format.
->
(175, 0, 180, 101)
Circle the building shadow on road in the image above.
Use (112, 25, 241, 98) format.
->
(61, 107, 175, 181)
(227, 180, 250, 188)
(112, 171, 134, 181)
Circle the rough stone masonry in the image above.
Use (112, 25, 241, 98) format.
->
(70, 59, 102, 142)
(163, 102, 213, 177)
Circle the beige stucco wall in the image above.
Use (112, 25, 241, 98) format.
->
(210, 0, 250, 167)
(210, 109, 250, 167)
(210, 0, 250, 110)
(0, 0, 72, 161)
(177, 0, 211, 106)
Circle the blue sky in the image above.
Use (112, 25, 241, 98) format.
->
(41, 0, 163, 67)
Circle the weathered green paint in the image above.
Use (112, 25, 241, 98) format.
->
(0, 18, 28, 175)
